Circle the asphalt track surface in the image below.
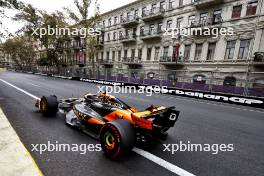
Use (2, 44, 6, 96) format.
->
(0, 71, 264, 176)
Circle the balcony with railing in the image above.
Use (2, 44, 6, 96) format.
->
(142, 7, 165, 22)
(99, 59, 114, 66)
(120, 34, 137, 43)
(193, 0, 224, 9)
(121, 15, 140, 27)
(159, 56, 185, 65)
(188, 17, 223, 37)
(122, 57, 142, 65)
(140, 28, 163, 41)
(160, 57, 253, 65)
(191, 16, 223, 28)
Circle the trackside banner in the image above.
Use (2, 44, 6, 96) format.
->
(80, 78, 264, 109)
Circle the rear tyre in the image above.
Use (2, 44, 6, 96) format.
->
(99, 120, 135, 160)
(40, 95, 58, 115)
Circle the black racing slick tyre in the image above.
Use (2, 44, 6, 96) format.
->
(40, 95, 58, 115)
(99, 120, 135, 160)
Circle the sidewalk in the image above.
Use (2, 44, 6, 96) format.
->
(0, 108, 43, 176)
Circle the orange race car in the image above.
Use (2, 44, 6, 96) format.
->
(35, 92, 180, 159)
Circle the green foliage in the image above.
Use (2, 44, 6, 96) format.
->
(0, 0, 24, 9)
(2, 0, 101, 71)
(2, 37, 35, 68)
(37, 57, 49, 66)
(64, 0, 101, 73)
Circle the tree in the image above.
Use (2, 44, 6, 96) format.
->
(0, 0, 24, 9)
(13, 4, 69, 70)
(64, 0, 100, 76)
(37, 12, 69, 69)
(0, 0, 25, 42)
(2, 36, 35, 69)
(13, 3, 42, 37)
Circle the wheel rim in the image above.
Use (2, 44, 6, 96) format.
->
(41, 99, 47, 112)
(105, 132, 115, 150)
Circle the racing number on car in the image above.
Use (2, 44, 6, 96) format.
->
(169, 113, 177, 121)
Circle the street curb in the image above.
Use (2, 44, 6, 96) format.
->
(0, 108, 44, 176)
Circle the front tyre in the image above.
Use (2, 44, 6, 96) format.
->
(99, 120, 135, 160)
(40, 95, 58, 115)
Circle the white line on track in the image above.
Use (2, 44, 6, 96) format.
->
(0, 78, 195, 176)
(133, 148, 195, 176)
(0, 79, 40, 100)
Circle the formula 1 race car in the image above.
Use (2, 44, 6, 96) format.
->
(35, 92, 180, 159)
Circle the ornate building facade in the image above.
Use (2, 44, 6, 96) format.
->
(93, 0, 264, 88)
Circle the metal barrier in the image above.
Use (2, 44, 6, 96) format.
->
(14, 66, 264, 98)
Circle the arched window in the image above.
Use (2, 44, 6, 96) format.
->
(147, 72, 155, 79)
(193, 75, 206, 84)
(223, 76, 236, 86)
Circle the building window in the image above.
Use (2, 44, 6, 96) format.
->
(176, 17, 183, 28)
(138, 49, 142, 60)
(169, 0, 175, 9)
(108, 18, 112, 26)
(131, 49, 135, 59)
(114, 16, 118, 24)
(142, 7, 147, 16)
(188, 15, 196, 26)
(163, 46, 169, 58)
(179, 0, 183, 6)
(124, 29, 129, 37)
(200, 12, 208, 26)
(158, 22, 163, 31)
(101, 52, 104, 60)
(107, 33, 110, 41)
(112, 51, 115, 61)
(149, 24, 155, 35)
(119, 31, 123, 39)
(106, 51, 110, 60)
(207, 43, 216, 60)
(127, 11, 131, 18)
(118, 50, 121, 61)
(135, 9, 139, 17)
(154, 47, 160, 60)
(225, 40, 236, 60)
(120, 14, 123, 22)
(140, 26, 145, 35)
(102, 20, 105, 27)
(124, 50, 127, 59)
(232, 5, 242, 18)
(166, 20, 172, 29)
(238, 39, 251, 60)
(147, 48, 152, 60)
(113, 32, 117, 41)
(151, 3, 157, 12)
(246, 1, 258, 16)
(160, 1, 165, 10)
(223, 77, 236, 86)
(132, 28, 137, 36)
(172, 45, 178, 61)
(195, 44, 203, 60)
(212, 9, 222, 24)
(184, 45, 191, 60)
